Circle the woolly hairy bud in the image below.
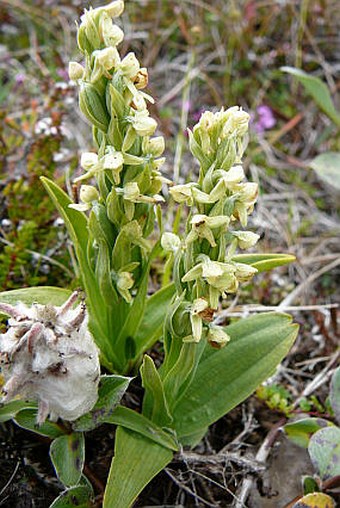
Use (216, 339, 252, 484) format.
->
(0, 292, 100, 424)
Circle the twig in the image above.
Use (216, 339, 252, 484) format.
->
(178, 451, 264, 473)
(234, 418, 286, 508)
(0, 461, 20, 499)
(278, 257, 340, 308)
(165, 468, 217, 508)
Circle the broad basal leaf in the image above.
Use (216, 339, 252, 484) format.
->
(49, 485, 93, 508)
(284, 418, 334, 448)
(308, 427, 340, 480)
(104, 406, 178, 451)
(14, 408, 66, 438)
(50, 433, 85, 487)
(281, 67, 340, 127)
(330, 366, 340, 423)
(0, 287, 72, 314)
(103, 426, 173, 508)
(172, 313, 298, 443)
(0, 400, 37, 423)
(310, 152, 340, 192)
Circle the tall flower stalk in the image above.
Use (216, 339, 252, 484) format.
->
(43, 0, 171, 374)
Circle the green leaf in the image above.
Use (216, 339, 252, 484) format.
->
(172, 313, 298, 442)
(308, 427, 340, 480)
(50, 433, 85, 487)
(231, 253, 296, 272)
(14, 408, 66, 438)
(0, 287, 72, 315)
(104, 406, 179, 451)
(140, 355, 172, 427)
(284, 418, 334, 448)
(133, 283, 175, 356)
(103, 427, 173, 508)
(49, 485, 93, 508)
(73, 375, 131, 432)
(40, 178, 88, 255)
(302, 475, 320, 495)
(330, 367, 340, 424)
(310, 152, 340, 191)
(0, 400, 37, 423)
(281, 67, 340, 127)
(292, 492, 336, 508)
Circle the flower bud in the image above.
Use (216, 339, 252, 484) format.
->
(161, 232, 181, 253)
(234, 262, 258, 282)
(81, 152, 98, 169)
(68, 61, 85, 81)
(79, 184, 99, 203)
(132, 113, 157, 137)
(146, 136, 165, 157)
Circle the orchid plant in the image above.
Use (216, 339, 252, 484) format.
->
(0, 2, 299, 507)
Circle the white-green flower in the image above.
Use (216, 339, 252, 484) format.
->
(69, 185, 99, 212)
(161, 232, 181, 253)
(186, 214, 229, 247)
(131, 110, 157, 137)
(68, 61, 85, 81)
(231, 230, 260, 249)
(118, 52, 140, 78)
(116, 270, 134, 303)
(182, 298, 210, 343)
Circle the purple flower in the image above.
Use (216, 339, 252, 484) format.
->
(252, 105, 276, 134)
(57, 68, 69, 81)
(15, 73, 26, 85)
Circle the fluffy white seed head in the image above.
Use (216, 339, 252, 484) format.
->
(0, 292, 100, 424)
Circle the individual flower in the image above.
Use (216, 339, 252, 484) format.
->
(234, 262, 258, 282)
(118, 52, 140, 79)
(0, 293, 100, 423)
(161, 232, 181, 253)
(100, 15, 124, 47)
(252, 105, 276, 134)
(131, 110, 157, 137)
(186, 215, 229, 247)
(207, 326, 230, 349)
(69, 185, 99, 212)
(91, 47, 120, 81)
(231, 230, 260, 249)
(116, 271, 134, 303)
(232, 182, 258, 226)
(68, 61, 85, 81)
(103, 150, 125, 183)
(185, 298, 209, 343)
(169, 183, 197, 205)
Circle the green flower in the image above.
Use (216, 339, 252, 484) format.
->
(186, 215, 229, 247)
